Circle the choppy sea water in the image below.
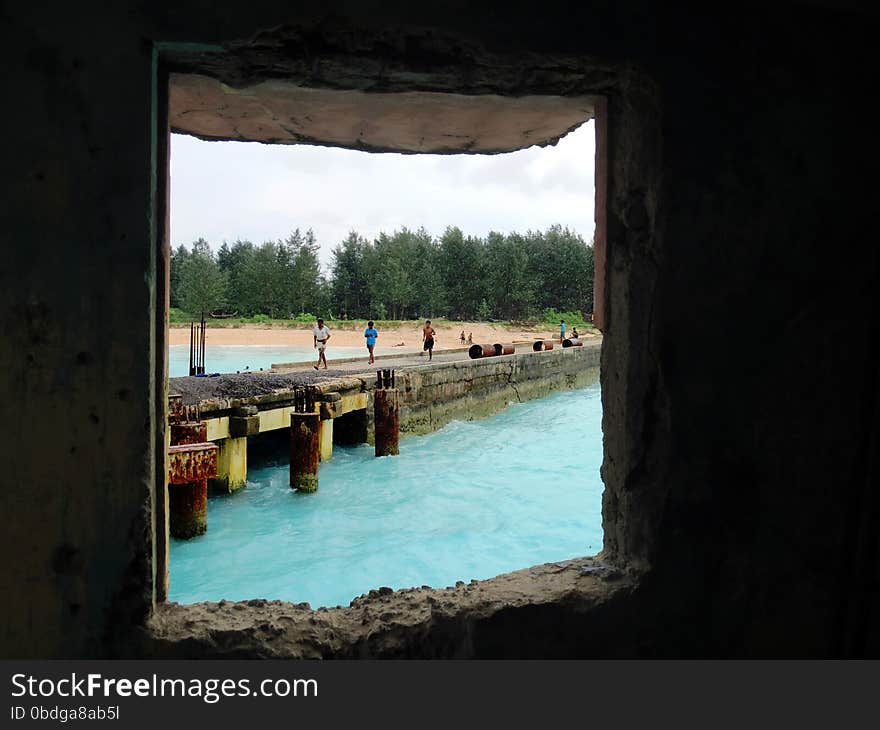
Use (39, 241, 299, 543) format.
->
(169, 381, 603, 607)
(169, 344, 365, 378)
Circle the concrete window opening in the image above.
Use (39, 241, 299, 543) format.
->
(9, 5, 875, 662)
(165, 72, 605, 610)
(147, 29, 659, 658)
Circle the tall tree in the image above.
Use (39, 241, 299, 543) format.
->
(330, 231, 370, 318)
(169, 244, 189, 309)
(437, 227, 486, 320)
(240, 241, 288, 318)
(526, 225, 594, 315)
(217, 239, 255, 315)
(285, 229, 322, 315)
(365, 232, 413, 320)
(485, 231, 535, 319)
(404, 226, 446, 318)
(179, 238, 227, 317)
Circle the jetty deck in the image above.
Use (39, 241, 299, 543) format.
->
(166, 338, 601, 505)
(168, 340, 595, 405)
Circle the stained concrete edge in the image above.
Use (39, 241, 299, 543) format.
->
(144, 555, 634, 658)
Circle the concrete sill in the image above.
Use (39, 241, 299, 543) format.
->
(145, 556, 634, 659)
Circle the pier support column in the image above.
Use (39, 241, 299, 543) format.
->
(212, 436, 247, 493)
(168, 442, 217, 539)
(169, 479, 208, 539)
(318, 418, 334, 462)
(290, 412, 320, 492)
(170, 421, 207, 445)
(374, 388, 400, 457)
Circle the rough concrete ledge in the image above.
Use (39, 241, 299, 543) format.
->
(144, 556, 634, 658)
(172, 376, 369, 415)
(171, 74, 595, 154)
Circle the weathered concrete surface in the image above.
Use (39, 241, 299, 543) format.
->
(146, 556, 636, 658)
(317, 418, 333, 462)
(3, 1, 879, 659)
(212, 436, 247, 493)
(171, 74, 594, 154)
(172, 346, 599, 446)
(169, 371, 355, 406)
(390, 343, 600, 438)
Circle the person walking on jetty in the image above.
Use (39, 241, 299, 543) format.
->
(423, 320, 437, 361)
(364, 320, 379, 364)
(313, 318, 331, 370)
(559, 320, 567, 342)
(459, 330, 466, 344)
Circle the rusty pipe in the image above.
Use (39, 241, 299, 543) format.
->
(562, 338, 583, 348)
(493, 343, 515, 356)
(532, 340, 554, 351)
(469, 344, 496, 359)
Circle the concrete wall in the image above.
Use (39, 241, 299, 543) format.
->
(1, 1, 878, 657)
(172, 346, 599, 443)
(392, 345, 600, 438)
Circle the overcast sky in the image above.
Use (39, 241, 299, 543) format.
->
(170, 119, 595, 270)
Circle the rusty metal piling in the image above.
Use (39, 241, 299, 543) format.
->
(168, 446, 215, 539)
(290, 413, 320, 491)
(290, 386, 320, 491)
(167, 399, 217, 539)
(374, 369, 400, 457)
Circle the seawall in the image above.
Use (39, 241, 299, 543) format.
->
(384, 343, 600, 439)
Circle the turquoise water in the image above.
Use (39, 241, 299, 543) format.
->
(169, 382, 604, 607)
(169, 344, 365, 377)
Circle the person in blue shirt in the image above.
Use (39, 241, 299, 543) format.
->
(559, 320, 567, 342)
(364, 321, 379, 364)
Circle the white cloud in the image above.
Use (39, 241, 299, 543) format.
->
(170, 120, 595, 268)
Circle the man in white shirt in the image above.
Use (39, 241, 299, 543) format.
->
(312, 318, 331, 370)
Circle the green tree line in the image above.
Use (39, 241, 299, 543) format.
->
(170, 224, 594, 321)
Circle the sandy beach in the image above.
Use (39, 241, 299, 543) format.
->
(168, 321, 594, 353)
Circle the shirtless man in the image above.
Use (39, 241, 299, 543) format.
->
(313, 318, 331, 370)
(422, 320, 436, 361)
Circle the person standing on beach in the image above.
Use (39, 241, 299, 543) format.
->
(423, 320, 436, 361)
(364, 320, 378, 364)
(313, 317, 331, 370)
(559, 320, 567, 342)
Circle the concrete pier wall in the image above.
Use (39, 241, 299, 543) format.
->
(384, 343, 601, 439)
(172, 344, 600, 453)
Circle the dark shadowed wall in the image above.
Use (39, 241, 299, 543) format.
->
(1, 0, 876, 657)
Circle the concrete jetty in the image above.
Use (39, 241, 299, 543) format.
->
(167, 339, 601, 510)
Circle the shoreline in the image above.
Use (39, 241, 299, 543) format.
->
(167, 322, 596, 350)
